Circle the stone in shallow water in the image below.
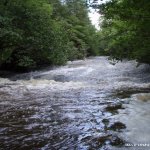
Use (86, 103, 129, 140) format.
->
(109, 122, 126, 132)
(97, 134, 125, 147)
(102, 118, 109, 126)
(105, 103, 124, 114)
(110, 135, 125, 146)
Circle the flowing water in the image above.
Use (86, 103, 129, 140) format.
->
(0, 57, 150, 150)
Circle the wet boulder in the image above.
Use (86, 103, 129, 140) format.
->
(105, 103, 124, 114)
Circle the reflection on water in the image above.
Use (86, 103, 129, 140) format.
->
(0, 57, 150, 149)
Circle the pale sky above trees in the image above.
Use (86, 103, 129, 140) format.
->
(88, 0, 110, 30)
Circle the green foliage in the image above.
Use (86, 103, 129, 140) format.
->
(98, 0, 150, 63)
(0, 0, 100, 70)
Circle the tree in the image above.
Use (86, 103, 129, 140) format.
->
(97, 0, 150, 63)
(0, 0, 100, 71)
(0, 0, 68, 69)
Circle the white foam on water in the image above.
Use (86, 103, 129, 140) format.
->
(23, 79, 87, 90)
(0, 78, 88, 96)
(117, 93, 150, 144)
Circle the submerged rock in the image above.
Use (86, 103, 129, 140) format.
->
(97, 134, 125, 147)
(105, 103, 124, 114)
(109, 122, 126, 132)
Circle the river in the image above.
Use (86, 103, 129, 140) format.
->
(0, 57, 150, 150)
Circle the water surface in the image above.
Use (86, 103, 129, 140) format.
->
(0, 57, 150, 150)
